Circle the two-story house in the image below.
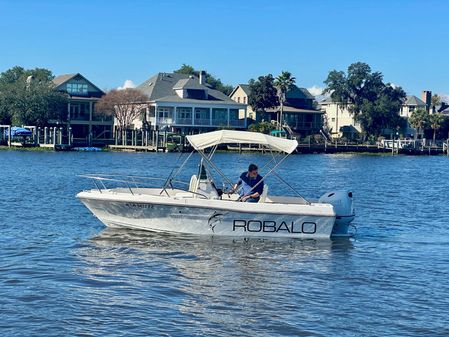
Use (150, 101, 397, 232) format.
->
(53, 73, 113, 145)
(319, 98, 362, 140)
(134, 72, 247, 133)
(320, 94, 428, 139)
(230, 84, 323, 136)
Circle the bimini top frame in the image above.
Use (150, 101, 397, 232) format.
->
(160, 130, 309, 204)
(186, 130, 298, 154)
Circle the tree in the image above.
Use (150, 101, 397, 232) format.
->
(274, 71, 296, 128)
(409, 108, 429, 139)
(173, 64, 195, 75)
(173, 64, 233, 95)
(429, 113, 444, 143)
(0, 66, 68, 126)
(248, 75, 278, 121)
(431, 94, 441, 113)
(248, 121, 275, 134)
(96, 88, 148, 132)
(323, 62, 406, 138)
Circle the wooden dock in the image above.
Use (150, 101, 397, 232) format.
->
(108, 145, 166, 152)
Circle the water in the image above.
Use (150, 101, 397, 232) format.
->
(1, 150, 448, 336)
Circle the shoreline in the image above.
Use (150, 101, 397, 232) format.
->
(0, 145, 446, 156)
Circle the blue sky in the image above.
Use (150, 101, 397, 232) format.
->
(1, 0, 448, 97)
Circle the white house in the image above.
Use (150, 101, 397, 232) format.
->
(399, 95, 426, 118)
(320, 93, 430, 139)
(319, 98, 362, 139)
(133, 71, 247, 133)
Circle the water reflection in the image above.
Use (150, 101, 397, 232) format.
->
(71, 228, 356, 335)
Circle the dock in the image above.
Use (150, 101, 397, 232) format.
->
(108, 145, 166, 152)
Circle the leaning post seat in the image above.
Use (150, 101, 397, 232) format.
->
(189, 175, 198, 192)
(259, 185, 269, 203)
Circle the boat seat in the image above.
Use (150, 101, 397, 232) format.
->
(174, 192, 195, 199)
(259, 184, 269, 203)
(189, 175, 198, 192)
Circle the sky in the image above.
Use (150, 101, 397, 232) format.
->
(1, 0, 448, 98)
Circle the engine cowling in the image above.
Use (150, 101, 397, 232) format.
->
(319, 190, 355, 235)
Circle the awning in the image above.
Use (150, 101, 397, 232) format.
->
(186, 130, 298, 154)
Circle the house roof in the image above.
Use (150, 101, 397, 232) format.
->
(229, 84, 251, 98)
(239, 84, 251, 96)
(52, 73, 78, 86)
(286, 86, 314, 100)
(173, 77, 207, 90)
(319, 97, 334, 104)
(405, 95, 426, 106)
(52, 73, 104, 94)
(266, 106, 323, 114)
(136, 72, 241, 105)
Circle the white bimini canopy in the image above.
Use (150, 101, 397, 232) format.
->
(186, 130, 298, 154)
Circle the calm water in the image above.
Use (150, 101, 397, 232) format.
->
(1, 150, 448, 336)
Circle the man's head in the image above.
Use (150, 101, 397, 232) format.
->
(248, 164, 258, 178)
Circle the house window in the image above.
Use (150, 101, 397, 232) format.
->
(177, 107, 192, 119)
(67, 83, 88, 94)
(157, 107, 171, 118)
(212, 108, 227, 122)
(409, 106, 415, 112)
(237, 97, 240, 103)
(194, 108, 210, 119)
(331, 118, 336, 122)
(243, 97, 247, 104)
(229, 109, 239, 120)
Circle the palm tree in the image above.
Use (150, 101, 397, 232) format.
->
(408, 108, 429, 140)
(429, 113, 444, 144)
(274, 71, 295, 129)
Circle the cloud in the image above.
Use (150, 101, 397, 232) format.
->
(438, 93, 449, 103)
(307, 85, 324, 97)
(307, 85, 330, 102)
(118, 79, 136, 90)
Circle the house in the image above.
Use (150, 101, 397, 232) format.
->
(53, 73, 112, 145)
(134, 71, 247, 133)
(229, 84, 254, 120)
(320, 93, 428, 139)
(230, 84, 323, 136)
(319, 98, 362, 139)
(399, 95, 426, 118)
(400, 95, 427, 137)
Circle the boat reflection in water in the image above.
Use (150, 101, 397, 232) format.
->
(73, 227, 354, 333)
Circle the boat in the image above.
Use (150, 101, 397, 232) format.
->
(77, 130, 355, 239)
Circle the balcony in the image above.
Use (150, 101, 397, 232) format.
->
(211, 119, 228, 126)
(156, 117, 173, 125)
(229, 119, 246, 127)
(194, 118, 211, 126)
(69, 114, 90, 121)
(153, 117, 246, 128)
(176, 117, 193, 125)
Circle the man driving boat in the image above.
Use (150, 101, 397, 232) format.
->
(228, 164, 264, 202)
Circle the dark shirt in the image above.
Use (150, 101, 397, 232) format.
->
(237, 171, 264, 196)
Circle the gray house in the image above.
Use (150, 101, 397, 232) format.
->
(53, 73, 113, 145)
(134, 72, 247, 133)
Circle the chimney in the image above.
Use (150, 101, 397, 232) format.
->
(421, 90, 432, 111)
(199, 70, 206, 85)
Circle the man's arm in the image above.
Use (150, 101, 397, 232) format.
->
(228, 178, 242, 194)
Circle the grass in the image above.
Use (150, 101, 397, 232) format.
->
(0, 145, 54, 152)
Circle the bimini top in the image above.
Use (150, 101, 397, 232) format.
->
(186, 130, 298, 154)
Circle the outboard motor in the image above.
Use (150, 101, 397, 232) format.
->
(319, 190, 355, 236)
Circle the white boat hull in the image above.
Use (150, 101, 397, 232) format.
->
(77, 190, 337, 239)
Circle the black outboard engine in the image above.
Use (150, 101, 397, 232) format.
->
(319, 190, 355, 236)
